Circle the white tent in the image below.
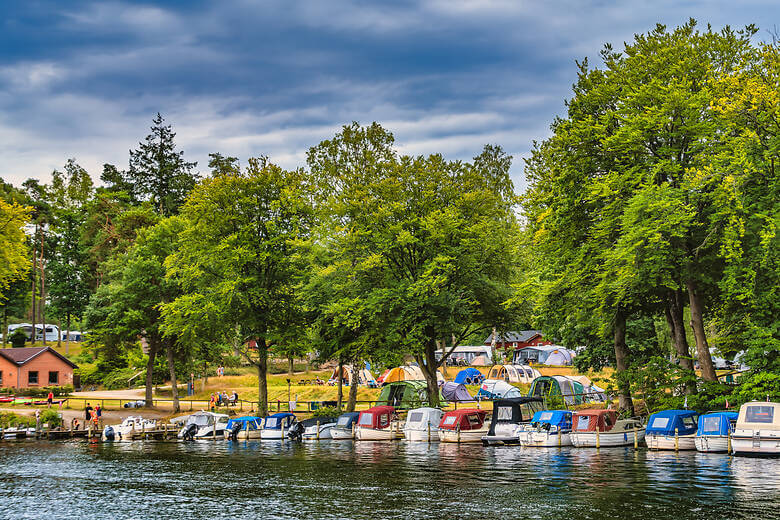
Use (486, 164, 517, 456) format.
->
(477, 379, 524, 400)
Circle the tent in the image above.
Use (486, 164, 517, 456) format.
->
(544, 349, 574, 365)
(378, 365, 444, 385)
(454, 368, 484, 385)
(328, 365, 378, 387)
(470, 355, 489, 366)
(376, 380, 445, 409)
(476, 379, 524, 400)
(646, 410, 699, 437)
(528, 375, 606, 406)
(439, 381, 475, 403)
(487, 364, 540, 384)
(515, 345, 576, 365)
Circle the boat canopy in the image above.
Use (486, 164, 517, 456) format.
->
(530, 410, 573, 430)
(358, 406, 395, 429)
(487, 397, 544, 436)
(439, 408, 487, 431)
(476, 379, 524, 400)
(226, 416, 262, 430)
(736, 401, 780, 430)
(439, 382, 475, 403)
(300, 417, 337, 428)
(646, 410, 698, 436)
(335, 412, 360, 428)
(376, 380, 444, 409)
(405, 407, 444, 431)
(454, 367, 484, 385)
(263, 412, 296, 430)
(697, 412, 738, 436)
(572, 410, 618, 433)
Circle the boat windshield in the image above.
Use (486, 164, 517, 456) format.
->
(337, 416, 352, 426)
(575, 415, 591, 431)
(358, 413, 373, 426)
(651, 417, 670, 429)
(466, 414, 481, 427)
(746, 406, 774, 424)
(681, 416, 696, 429)
(190, 415, 211, 426)
(265, 418, 278, 428)
(408, 412, 424, 424)
(496, 406, 513, 421)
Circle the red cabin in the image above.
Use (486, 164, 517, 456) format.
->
(358, 406, 395, 430)
(439, 408, 487, 431)
(572, 409, 618, 432)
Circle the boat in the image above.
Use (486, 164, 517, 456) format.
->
(404, 407, 443, 442)
(570, 409, 644, 447)
(731, 401, 780, 456)
(518, 410, 573, 447)
(645, 410, 698, 450)
(1, 427, 35, 439)
(481, 397, 544, 445)
(695, 411, 738, 453)
(300, 416, 338, 440)
(224, 416, 263, 440)
(177, 411, 229, 440)
(261, 412, 297, 440)
(355, 406, 403, 440)
(330, 412, 360, 440)
(438, 408, 489, 443)
(111, 416, 157, 440)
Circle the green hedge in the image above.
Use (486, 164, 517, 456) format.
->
(0, 412, 36, 428)
(0, 386, 73, 397)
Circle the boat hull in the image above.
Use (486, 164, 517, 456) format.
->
(731, 430, 780, 456)
(260, 429, 289, 440)
(356, 427, 403, 440)
(694, 435, 730, 453)
(302, 424, 335, 440)
(571, 428, 645, 448)
(329, 427, 355, 440)
(518, 430, 573, 447)
(404, 428, 439, 442)
(646, 433, 697, 451)
(438, 428, 488, 443)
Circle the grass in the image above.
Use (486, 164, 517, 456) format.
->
(0, 340, 85, 361)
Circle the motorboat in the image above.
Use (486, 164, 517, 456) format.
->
(330, 412, 360, 440)
(695, 411, 738, 453)
(481, 397, 544, 445)
(570, 409, 644, 447)
(731, 401, 780, 456)
(645, 410, 698, 450)
(112, 416, 157, 440)
(438, 408, 489, 443)
(404, 407, 443, 442)
(518, 410, 573, 447)
(224, 416, 263, 440)
(177, 411, 229, 440)
(355, 406, 403, 440)
(1, 427, 35, 439)
(300, 416, 338, 440)
(261, 412, 297, 440)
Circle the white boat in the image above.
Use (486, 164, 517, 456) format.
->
(177, 411, 229, 439)
(731, 401, 780, 456)
(300, 417, 338, 440)
(260, 412, 297, 440)
(112, 416, 157, 440)
(481, 397, 543, 445)
(694, 412, 738, 453)
(224, 416, 263, 440)
(404, 407, 443, 442)
(570, 410, 644, 448)
(645, 410, 698, 451)
(330, 412, 360, 440)
(438, 408, 489, 443)
(518, 410, 573, 447)
(355, 406, 403, 440)
(1, 427, 35, 439)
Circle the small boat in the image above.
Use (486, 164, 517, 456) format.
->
(404, 407, 443, 442)
(224, 416, 263, 440)
(438, 408, 489, 443)
(261, 412, 297, 440)
(355, 406, 403, 440)
(570, 409, 644, 448)
(518, 410, 573, 447)
(112, 416, 157, 440)
(645, 410, 698, 450)
(695, 411, 738, 453)
(177, 411, 229, 440)
(300, 416, 338, 440)
(731, 401, 780, 456)
(1, 427, 35, 439)
(481, 397, 544, 445)
(330, 412, 360, 440)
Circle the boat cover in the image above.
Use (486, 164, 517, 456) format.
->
(572, 410, 618, 432)
(697, 412, 738, 436)
(334, 412, 360, 429)
(646, 410, 698, 436)
(438, 408, 487, 431)
(405, 407, 444, 430)
(263, 412, 296, 430)
(530, 410, 573, 430)
(487, 397, 544, 436)
(226, 416, 262, 430)
(358, 406, 395, 429)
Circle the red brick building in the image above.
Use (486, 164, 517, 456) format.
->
(484, 330, 552, 352)
(0, 347, 78, 389)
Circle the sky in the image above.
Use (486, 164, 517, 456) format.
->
(1, 1, 778, 191)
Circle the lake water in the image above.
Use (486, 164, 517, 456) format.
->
(1, 440, 778, 519)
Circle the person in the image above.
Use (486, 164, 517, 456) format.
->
(47, 390, 54, 408)
(95, 404, 102, 418)
(91, 409, 99, 428)
(232, 391, 238, 405)
(209, 393, 216, 411)
(84, 403, 93, 423)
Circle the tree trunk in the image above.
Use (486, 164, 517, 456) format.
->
(288, 355, 294, 375)
(347, 362, 360, 412)
(418, 340, 440, 408)
(2, 308, 7, 347)
(57, 318, 62, 349)
(686, 279, 717, 382)
(257, 341, 268, 416)
(490, 327, 498, 364)
(166, 341, 180, 413)
(65, 314, 71, 355)
(144, 341, 159, 407)
(31, 228, 37, 344)
(39, 229, 46, 345)
(336, 356, 344, 411)
(667, 290, 696, 394)
(613, 310, 634, 415)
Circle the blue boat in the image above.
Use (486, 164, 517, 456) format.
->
(225, 416, 263, 440)
(261, 412, 297, 439)
(331, 412, 360, 440)
(519, 410, 574, 447)
(645, 409, 698, 450)
(695, 411, 738, 453)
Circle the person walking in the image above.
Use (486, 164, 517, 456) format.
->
(84, 403, 93, 427)
(47, 390, 54, 408)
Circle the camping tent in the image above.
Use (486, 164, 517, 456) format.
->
(528, 375, 606, 406)
(376, 380, 445, 409)
(487, 364, 540, 384)
(515, 345, 576, 365)
(470, 355, 489, 366)
(439, 381, 475, 403)
(328, 365, 378, 387)
(476, 379, 524, 400)
(454, 368, 485, 385)
(378, 365, 444, 385)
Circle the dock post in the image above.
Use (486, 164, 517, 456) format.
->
(558, 428, 562, 447)
(675, 428, 679, 451)
(596, 426, 600, 449)
(427, 422, 431, 443)
(213, 421, 216, 442)
(727, 431, 732, 454)
(634, 428, 638, 450)
(457, 424, 461, 444)
(281, 421, 285, 442)
(352, 423, 356, 440)
(316, 420, 320, 441)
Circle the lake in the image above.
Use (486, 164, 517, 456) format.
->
(1, 440, 778, 519)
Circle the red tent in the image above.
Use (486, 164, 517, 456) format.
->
(358, 406, 395, 430)
(572, 409, 618, 432)
(438, 408, 487, 431)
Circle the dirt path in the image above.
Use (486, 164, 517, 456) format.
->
(70, 389, 145, 399)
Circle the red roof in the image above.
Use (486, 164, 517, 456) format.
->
(358, 405, 395, 429)
(572, 409, 617, 432)
(439, 408, 487, 431)
(0, 347, 78, 368)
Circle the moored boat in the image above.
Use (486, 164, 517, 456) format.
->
(404, 407, 443, 442)
(438, 408, 488, 443)
(518, 410, 573, 447)
(570, 409, 644, 448)
(731, 401, 780, 456)
(177, 411, 229, 440)
(481, 397, 543, 445)
(330, 412, 360, 440)
(300, 416, 338, 440)
(355, 406, 403, 440)
(112, 416, 157, 440)
(695, 411, 738, 453)
(261, 412, 297, 440)
(645, 410, 698, 451)
(224, 416, 263, 440)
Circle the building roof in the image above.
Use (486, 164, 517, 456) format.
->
(484, 330, 543, 344)
(0, 347, 78, 368)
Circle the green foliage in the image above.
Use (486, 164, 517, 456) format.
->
(39, 409, 63, 428)
(102, 367, 143, 390)
(0, 412, 36, 429)
(311, 406, 340, 418)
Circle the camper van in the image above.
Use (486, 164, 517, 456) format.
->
(6, 323, 61, 342)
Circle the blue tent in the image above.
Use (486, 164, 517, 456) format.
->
(530, 410, 572, 431)
(697, 412, 738, 436)
(226, 416, 262, 431)
(454, 367, 484, 385)
(646, 410, 698, 436)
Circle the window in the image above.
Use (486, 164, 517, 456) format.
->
(379, 414, 389, 427)
(576, 415, 591, 431)
(408, 412, 424, 424)
(701, 416, 721, 433)
(539, 412, 553, 421)
(358, 413, 373, 426)
(48, 371, 59, 385)
(746, 406, 775, 424)
(681, 416, 697, 429)
(28, 371, 39, 385)
(467, 414, 482, 427)
(497, 406, 513, 421)
(651, 417, 670, 429)
(443, 416, 456, 426)
(264, 418, 278, 428)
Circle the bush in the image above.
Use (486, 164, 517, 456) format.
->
(102, 367, 143, 390)
(39, 409, 63, 428)
(74, 363, 101, 386)
(311, 406, 340, 418)
(0, 412, 36, 428)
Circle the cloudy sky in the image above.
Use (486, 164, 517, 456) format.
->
(1, 1, 778, 190)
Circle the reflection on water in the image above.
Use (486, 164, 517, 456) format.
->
(1, 440, 778, 519)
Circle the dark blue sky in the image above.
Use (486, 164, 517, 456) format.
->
(1, 1, 778, 190)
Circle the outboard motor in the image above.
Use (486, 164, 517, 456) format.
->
(229, 422, 242, 441)
(288, 422, 304, 441)
(182, 423, 198, 441)
(103, 425, 115, 441)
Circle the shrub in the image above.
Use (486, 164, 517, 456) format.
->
(39, 409, 63, 428)
(102, 367, 143, 390)
(74, 363, 101, 386)
(0, 412, 36, 428)
(311, 406, 340, 418)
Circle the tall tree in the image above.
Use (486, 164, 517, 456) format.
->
(0, 195, 30, 300)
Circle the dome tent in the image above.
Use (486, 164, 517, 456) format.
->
(454, 367, 484, 385)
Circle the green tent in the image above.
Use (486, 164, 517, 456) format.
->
(376, 381, 446, 409)
(528, 375, 586, 406)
